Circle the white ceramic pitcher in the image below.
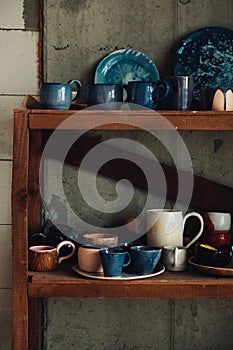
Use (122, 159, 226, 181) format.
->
(147, 209, 204, 248)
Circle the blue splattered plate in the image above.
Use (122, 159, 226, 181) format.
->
(174, 26, 233, 108)
(95, 49, 160, 85)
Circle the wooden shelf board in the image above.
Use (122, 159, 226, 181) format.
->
(27, 262, 233, 299)
(14, 109, 233, 131)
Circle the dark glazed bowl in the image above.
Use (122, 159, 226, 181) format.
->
(194, 244, 232, 267)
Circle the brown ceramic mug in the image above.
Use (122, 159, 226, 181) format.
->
(28, 240, 76, 271)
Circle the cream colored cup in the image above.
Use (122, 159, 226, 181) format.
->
(77, 245, 103, 273)
(162, 246, 188, 272)
(205, 212, 231, 231)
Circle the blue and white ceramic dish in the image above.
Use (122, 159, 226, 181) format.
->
(95, 49, 160, 85)
(174, 26, 233, 108)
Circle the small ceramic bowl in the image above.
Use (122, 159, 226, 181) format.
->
(194, 244, 232, 267)
(82, 233, 118, 248)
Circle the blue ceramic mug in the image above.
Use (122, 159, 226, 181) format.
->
(124, 80, 171, 109)
(86, 83, 123, 106)
(130, 245, 162, 274)
(40, 80, 82, 110)
(161, 76, 194, 110)
(99, 248, 131, 277)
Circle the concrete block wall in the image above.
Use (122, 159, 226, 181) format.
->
(0, 1, 39, 349)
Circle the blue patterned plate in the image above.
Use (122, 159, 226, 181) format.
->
(174, 26, 233, 108)
(95, 49, 160, 85)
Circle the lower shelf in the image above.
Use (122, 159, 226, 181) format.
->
(28, 261, 233, 299)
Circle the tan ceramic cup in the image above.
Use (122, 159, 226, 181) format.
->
(28, 241, 76, 272)
(78, 246, 103, 273)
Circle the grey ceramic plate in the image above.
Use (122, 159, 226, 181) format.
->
(174, 26, 233, 108)
(189, 257, 233, 277)
(95, 49, 160, 85)
(72, 263, 165, 280)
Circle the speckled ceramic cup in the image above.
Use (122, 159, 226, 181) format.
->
(28, 241, 76, 272)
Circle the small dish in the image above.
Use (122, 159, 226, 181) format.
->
(95, 49, 160, 85)
(72, 263, 165, 280)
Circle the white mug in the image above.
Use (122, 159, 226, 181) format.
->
(162, 246, 188, 272)
(146, 209, 204, 248)
(204, 212, 231, 231)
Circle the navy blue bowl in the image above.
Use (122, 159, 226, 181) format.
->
(194, 244, 232, 267)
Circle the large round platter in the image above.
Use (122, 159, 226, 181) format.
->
(189, 257, 233, 277)
(174, 26, 233, 107)
(72, 263, 165, 280)
(95, 49, 160, 85)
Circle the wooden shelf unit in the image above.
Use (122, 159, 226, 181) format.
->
(12, 109, 233, 350)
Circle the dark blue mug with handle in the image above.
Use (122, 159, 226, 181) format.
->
(40, 80, 82, 110)
(99, 248, 131, 277)
(124, 80, 171, 109)
(86, 83, 123, 106)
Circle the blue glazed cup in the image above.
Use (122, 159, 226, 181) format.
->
(40, 80, 82, 110)
(99, 248, 131, 277)
(130, 245, 162, 274)
(124, 80, 171, 109)
(161, 76, 194, 110)
(86, 83, 123, 106)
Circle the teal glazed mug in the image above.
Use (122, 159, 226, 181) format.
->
(40, 80, 82, 110)
(124, 80, 171, 109)
(99, 248, 131, 277)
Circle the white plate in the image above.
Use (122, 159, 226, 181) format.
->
(95, 49, 160, 85)
(72, 264, 165, 280)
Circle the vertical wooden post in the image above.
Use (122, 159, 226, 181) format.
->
(28, 129, 43, 349)
(12, 110, 30, 350)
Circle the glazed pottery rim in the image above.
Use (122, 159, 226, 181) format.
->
(29, 245, 55, 252)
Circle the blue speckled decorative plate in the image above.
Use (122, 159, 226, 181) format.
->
(95, 49, 160, 85)
(174, 26, 233, 108)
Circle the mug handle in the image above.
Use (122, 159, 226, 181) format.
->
(29, 232, 47, 246)
(123, 251, 131, 268)
(152, 80, 171, 103)
(174, 247, 179, 266)
(183, 212, 204, 249)
(122, 84, 129, 102)
(68, 79, 82, 104)
(57, 240, 76, 263)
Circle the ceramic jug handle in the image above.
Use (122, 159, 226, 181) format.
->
(57, 240, 76, 263)
(68, 79, 82, 104)
(183, 212, 204, 249)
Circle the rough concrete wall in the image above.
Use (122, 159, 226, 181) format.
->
(42, 1, 233, 349)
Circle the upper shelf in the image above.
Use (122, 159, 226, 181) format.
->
(15, 109, 233, 131)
